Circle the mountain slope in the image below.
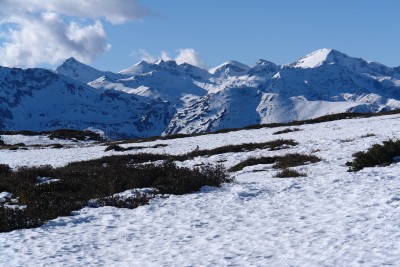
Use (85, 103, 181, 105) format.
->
(0, 66, 174, 139)
(163, 49, 400, 133)
(56, 57, 121, 84)
(90, 60, 210, 101)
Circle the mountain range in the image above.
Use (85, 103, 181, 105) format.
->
(1, 48, 400, 139)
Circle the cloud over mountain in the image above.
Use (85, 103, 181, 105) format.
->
(138, 48, 207, 68)
(0, 0, 150, 67)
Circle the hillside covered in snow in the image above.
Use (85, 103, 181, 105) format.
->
(1, 112, 400, 266)
(1, 48, 400, 138)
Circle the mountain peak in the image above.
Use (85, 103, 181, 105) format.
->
(56, 57, 112, 83)
(291, 48, 341, 68)
(64, 57, 80, 64)
(118, 60, 154, 76)
(209, 60, 250, 76)
(248, 59, 279, 75)
(57, 57, 89, 70)
(155, 59, 178, 67)
(254, 59, 279, 69)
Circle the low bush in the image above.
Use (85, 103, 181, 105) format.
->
(104, 144, 148, 152)
(0, 164, 12, 176)
(229, 157, 278, 172)
(0, 165, 54, 193)
(0, 207, 42, 231)
(186, 139, 297, 159)
(0, 155, 231, 232)
(152, 144, 168, 148)
(89, 194, 150, 209)
(361, 133, 376, 138)
(229, 153, 320, 172)
(104, 144, 128, 152)
(52, 144, 64, 149)
(340, 138, 354, 143)
(275, 168, 306, 178)
(153, 163, 229, 195)
(272, 154, 320, 169)
(347, 140, 400, 171)
(273, 128, 301, 135)
(48, 129, 104, 141)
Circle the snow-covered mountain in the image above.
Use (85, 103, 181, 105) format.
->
(56, 57, 121, 84)
(0, 66, 174, 139)
(165, 49, 400, 133)
(89, 60, 210, 100)
(209, 60, 251, 78)
(1, 48, 400, 138)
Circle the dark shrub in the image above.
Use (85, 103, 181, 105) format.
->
(104, 144, 148, 152)
(153, 163, 229, 195)
(361, 133, 376, 138)
(48, 129, 104, 141)
(0, 207, 42, 232)
(151, 144, 168, 148)
(0, 165, 54, 193)
(273, 128, 301, 135)
(0, 164, 11, 176)
(229, 157, 278, 172)
(0, 155, 231, 232)
(347, 140, 400, 171)
(0, 138, 5, 146)
(90, 194, 150, 209)
(267, 139, 298, 151)
(229, 153, 320, 172)
(184, 139, 298, 160)
(272, 154, 320, 169)
(52, 144, 64, 149)
(275, 168, 306, 178)
(105, 144, 126, 152)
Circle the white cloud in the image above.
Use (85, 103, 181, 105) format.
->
(138, 48, 207, 68)
(0, 0, 150, 67)
(0, 13, 110, 67)
(1, 0, 150, 24)
(138, 49, 159, 63)
(160, 51, 171, 61)
(175, 48, 206, 68)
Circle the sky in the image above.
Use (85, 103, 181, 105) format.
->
(0, 0, 400, 72)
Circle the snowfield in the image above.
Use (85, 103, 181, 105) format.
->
(2, 114, 400, 266)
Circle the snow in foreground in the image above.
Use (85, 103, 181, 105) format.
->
(2, 114, 400, 266)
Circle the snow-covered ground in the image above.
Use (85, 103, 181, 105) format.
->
(2, 114, 400, 266)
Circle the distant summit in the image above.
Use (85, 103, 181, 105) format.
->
(56, 57, 119, 83)
(288, 48, 359, 68)
(209, 60, 251, 77)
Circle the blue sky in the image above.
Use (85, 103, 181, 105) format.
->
(1, 0, 400, 71)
